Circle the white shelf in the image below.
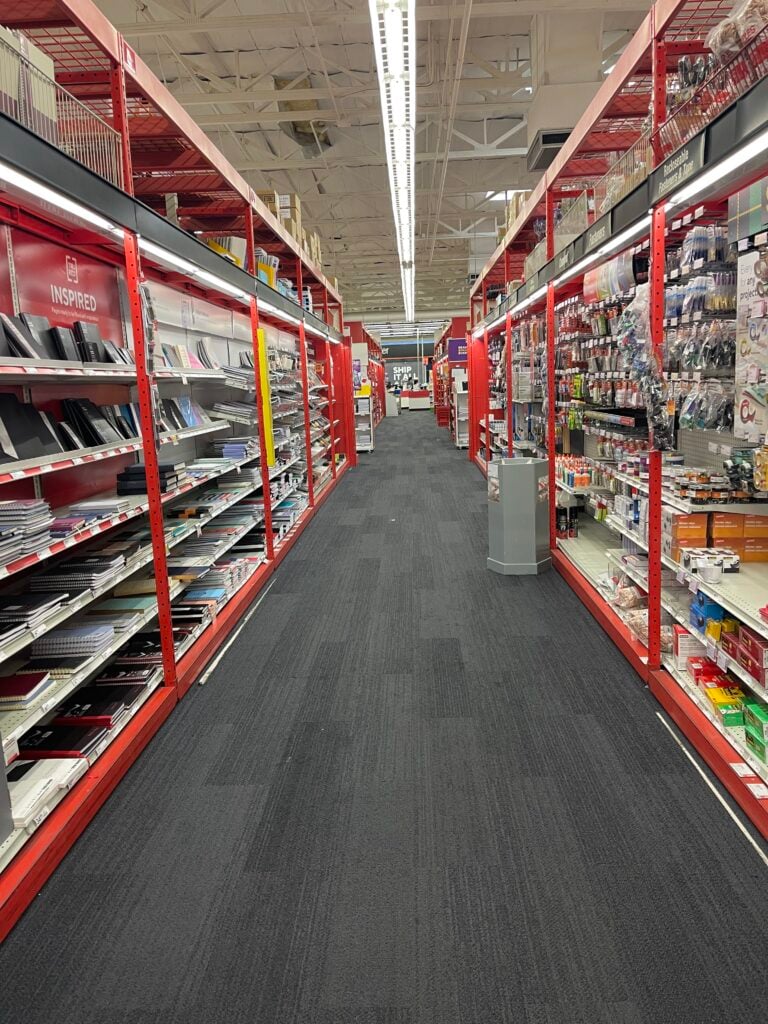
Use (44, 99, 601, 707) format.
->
(556, 479, 611, 496)
(0, 583, 181, 761)
(0, 546, 156, 671)
(556, 516, 613, 587)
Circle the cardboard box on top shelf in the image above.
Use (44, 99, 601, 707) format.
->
(255, 189, 279, 215)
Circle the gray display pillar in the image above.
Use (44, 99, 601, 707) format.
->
(487, 458, 551, 575)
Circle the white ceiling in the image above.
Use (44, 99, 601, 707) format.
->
(99, 1, 650, 323)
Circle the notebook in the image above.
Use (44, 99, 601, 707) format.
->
(6, 758, 88, 829)
(53, 683, 146, 727)
(0, 671, 54, 708)
(18, 723, 108, 759)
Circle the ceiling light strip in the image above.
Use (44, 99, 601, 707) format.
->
(369, 0, 416, 321)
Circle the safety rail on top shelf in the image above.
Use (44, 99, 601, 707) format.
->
(0, 33, 123, 189)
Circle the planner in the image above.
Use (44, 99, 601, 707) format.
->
(0, 313, 48, 359)
(53, 683, 146, 727)
(72, 321, 108, 363)
(19, 723, 108, 759)
(0, 393, 65, 462)
(0, 671, 54, 709)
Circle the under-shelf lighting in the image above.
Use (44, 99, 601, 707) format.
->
(139, 238, 199, 278)
(667, 126, 768, 210)
(0, 160, 122, 237)
(369, 0, 416, 321)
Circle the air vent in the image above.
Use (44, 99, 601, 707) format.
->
(527, 129, 570, 171)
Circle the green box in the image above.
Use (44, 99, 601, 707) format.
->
(743, 699, 768, 742)
(716, 702, 744, 729)
(745, 725, 768, 763)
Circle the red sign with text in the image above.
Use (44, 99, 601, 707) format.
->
(10, 229, 126, 344)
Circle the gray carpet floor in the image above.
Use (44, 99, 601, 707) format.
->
(2, 412, 768, 1023)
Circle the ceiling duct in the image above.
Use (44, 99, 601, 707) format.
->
(275, 75, 331, 151)
(527, 129, 570, 171)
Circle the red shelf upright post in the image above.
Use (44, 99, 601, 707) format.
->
(647, 203, 667, 671)
(546, 284, 557, 552)
(483, 326, 490, 465)
(110, 61, 133, 194)
(651, 13, 667, 167)
(244, 206, 275, 561)
(298, 321, 316, 506)
(506, 310, 513, 457)
(122, 232, 177, 691)
(325, 340, 337, 479)
(545, 187, 555, 261)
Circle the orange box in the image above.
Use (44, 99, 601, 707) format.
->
(743, 538, 768, 562)
(709, 513, 745, 539)
(670, 513, 709, 540)
(743, 515, 768, 538)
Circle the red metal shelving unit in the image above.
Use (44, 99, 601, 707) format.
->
(468, 0, 768, 841)
(0, 0, 354, 940)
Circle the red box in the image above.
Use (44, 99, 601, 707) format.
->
(738, 625, 768, 667)
(737, 646, 768, 687)
(687, 656, 719, 682)
(721, 632, 741, 659)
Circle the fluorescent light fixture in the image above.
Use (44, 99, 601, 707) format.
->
(139, 238, 199, 277)
(667, 126, 768, 210)
(598, 213, 651, 256)
(369, 0, 416, 321)
(195, 268, 248, 301)
(512, 284, 547, 315)
(0, 160, 122, 237)
(258, 299, 302, 327)
(552, 253, 599, 288)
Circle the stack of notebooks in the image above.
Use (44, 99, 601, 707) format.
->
(13, 653, 94, 680)
(52, 682, 147, 728)
(0, 314, 132, 365)
(209, 436, 260, 460)
(165, 486, 233, 523)
(218, 466, 261, 490)
(85, 594, 156, 633)
(18, 723, 108, 761)
(0, 500, 54, 563)
(197, 338, 220, 370)
(0, 670, 56, 711)
(68, 496, 132, 522)
(210, 399, 258, 425)
(158, 397, 212, 433)
(6, 757, 89, 832)
(116, 461, 188, 496)
(29, 552, 127, 594)
(0, 592, 70, 633)
(31, 622, 114, 659)
(158, 342, 207, 371)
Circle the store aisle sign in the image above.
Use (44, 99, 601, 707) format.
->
(11, 228, 126, 343)
(650, 135, 705, 204)
(447, 338, 467, 361)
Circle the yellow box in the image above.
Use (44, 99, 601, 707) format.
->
(705, 685, 745, 707)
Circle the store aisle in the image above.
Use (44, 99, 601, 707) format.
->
(2, 414, 768, 1023)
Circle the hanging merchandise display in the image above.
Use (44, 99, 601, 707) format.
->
(467, 0, 768, 846)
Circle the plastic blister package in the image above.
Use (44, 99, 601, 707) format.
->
(616, 283, 676, 450)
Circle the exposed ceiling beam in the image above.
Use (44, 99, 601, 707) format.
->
(191, 101, 528, 127)
(165, 71, 531, 107)
(117, 2, 653, 37)
(230, 149, 529, 173)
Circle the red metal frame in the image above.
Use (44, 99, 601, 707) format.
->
(299, 322, 316, 506)
(122, 230, 178, 692)
(546, 288, 557, 552)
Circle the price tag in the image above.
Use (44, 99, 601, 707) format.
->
(11, 470, 26, 480)
(31, 806, 51, 830)
(708, 442, 719, 454)
(716, 650, 729, 671)
(706, 640, 717, 660)
(26, 366, 38, 374)
(746, 783, 768, 799)
(688, 577, 699, 593)
(731, 762, 753, 778)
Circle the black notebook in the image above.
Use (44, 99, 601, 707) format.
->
(61, 398, 124, 447)
(0, 393, 64, 462)
(47, 326, 80, 363)
(0, 313, 47, 359)
(73, 321, 108, 363)
(19, 314, 60, 361)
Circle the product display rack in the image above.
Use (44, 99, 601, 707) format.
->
(468, 0, 768, 840)
(0, 3, 355, 941)
(433, 317, 469, 438)
(347, 321, 384, 451)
